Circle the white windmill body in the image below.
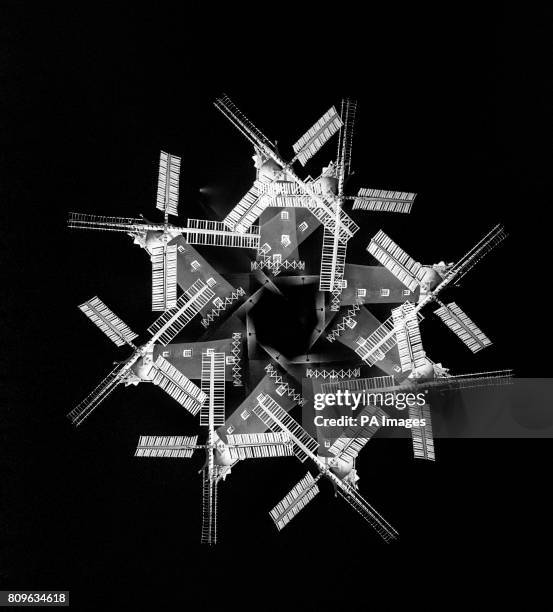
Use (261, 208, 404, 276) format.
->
(355, 224, 507, 367)
(67, 95, 511, 549)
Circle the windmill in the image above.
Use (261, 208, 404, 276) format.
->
(316, 285, 511, 463)
(69, 151, 260, 311)
(135, 351, 294, 545)
(67, 279, 216, 426)
(66, 95, 512, 546)
(321, 365, 513, 463)
(214, 96, 417, 311)
(355, 224, 507, 366)
(253, 393, 398, 542)
(402, 361, 513, 461)
(214, 97, 352, 236)
(319, 99, 357, 310)
(317, 98, 417, 310)
(213, 95, 360, 298)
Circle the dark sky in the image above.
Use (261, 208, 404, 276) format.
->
(2, 3, 551, 608)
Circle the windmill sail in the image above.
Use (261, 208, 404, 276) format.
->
(67, 363, 127, 426)
(147, 279, 215, 345)
(269, 472, 320, 530)
(336, 98, 357, 194)
(409, 403, 434, 461)
(263, 180, 315, 208)
(351, 188, 416, 214)
(292, 107, 343, 166)
(151, 243, 178, 311)
(156, 151, 181, 218)
(200, 351, 226, 427)
(321, 375, 396, 394)
(421, 369, 512, 392)
(68, 212, 147, 233)
(367, 230, 422, 292)
(149, 356, 206, 416)
(201, 471, 218, 545)
(434, 302, 491, 353)
(355, 303, 424, 366)
(327, 403, 387, 461)
(135, 435, 199, 458)
(320, 225, 347, 292)
(214, 94, 275, 158)
(442, 224, 507, 287)
(392, 302, 426, 372)
(354, 313, 396, 366)
(79, 296, 138, 347)
(223, 178, 271, 233)
(185, 218, 260, 249)
(226, 432, 293, 460)
(336, 485, 398, 543)
(253, 394, 319, 462)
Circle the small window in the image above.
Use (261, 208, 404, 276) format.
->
(380, 288, 390, 297)
(240, 409, 250, 420)
(276, 385, 287, 396)
(273, 254, 282, 264)
(340, 279, 348, 289)
(213, 296, 223, 308)
(260, 242, 272, 254)
(162, 350, 170, 357)
(280, 211, 289, 220)
(281, 234, 291, 247)
(345, 318, 357, 329)
(356, 336, 366, 346)
(357, 288, 366, 298)
(324, 439, 331, 448)
(206, 348, 214, 356)
(402, 289, 411, 296)
(226, 356, 235, 365)
(178, 245, 185, 253)
(191, 260, 201, 271)
(206, 277, 217, 287)
(182, 349, 192, 357)
(298, 221, 308, 232)
(393, 365, 401, 373)
(227, 425, 235, 434)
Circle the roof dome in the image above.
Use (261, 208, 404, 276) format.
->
(330, 456, 354, 478)
(132, 355, 155, 381)
(145, 230, 166, 250)
(409, 357, 435, 381)
(258, 158, 281, 181)
(317, 175, 338, 197)
(214, 444, 233, 466)
(419, 267, 442, 293)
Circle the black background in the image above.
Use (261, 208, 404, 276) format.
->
(2, 3, 552, 609)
